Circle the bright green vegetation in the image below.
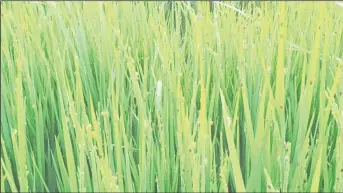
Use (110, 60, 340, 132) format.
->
(1, 1, 343, 192)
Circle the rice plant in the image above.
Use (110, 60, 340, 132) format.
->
(1, 1, 343, 192)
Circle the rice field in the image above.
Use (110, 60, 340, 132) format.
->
(1, 1, 343, 192)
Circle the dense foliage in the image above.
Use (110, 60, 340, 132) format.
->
(1, 1, 343, 192)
